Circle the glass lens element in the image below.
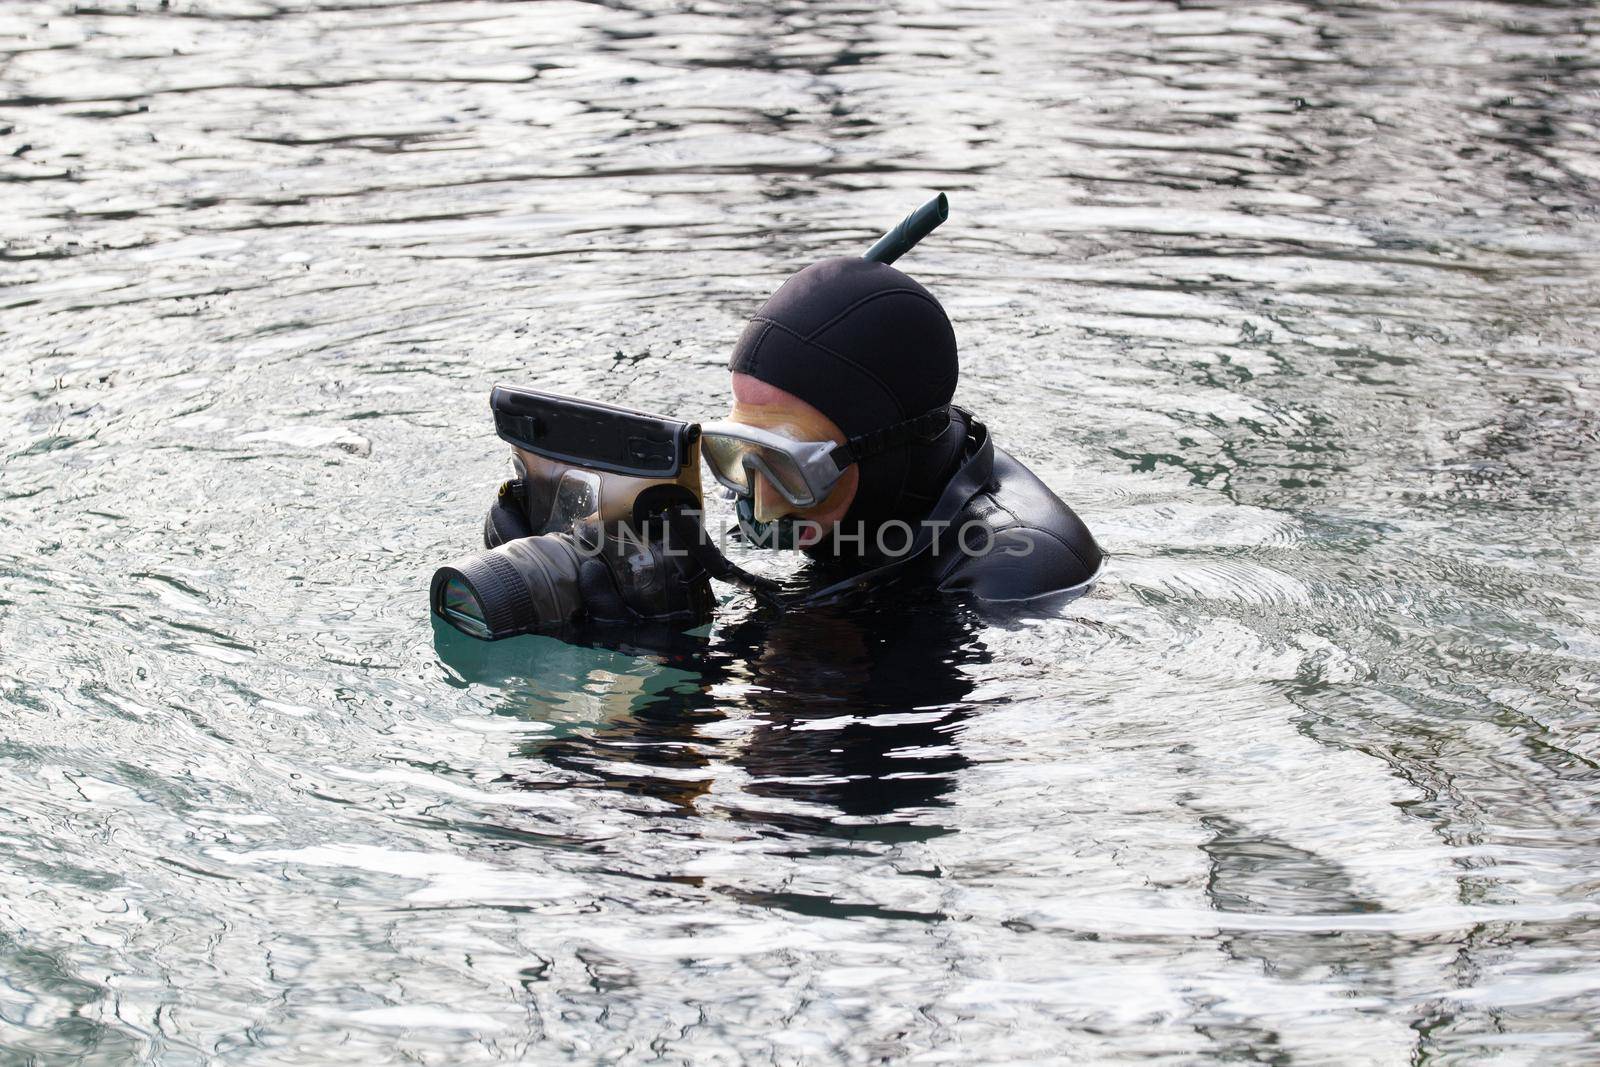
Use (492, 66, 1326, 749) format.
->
(437, 577, 492, 639)
(749, 446, 815, 505)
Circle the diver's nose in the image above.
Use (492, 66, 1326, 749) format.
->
(753, 474, 790, 522)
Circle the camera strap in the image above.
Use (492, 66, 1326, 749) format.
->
(661, 506, 790, 611)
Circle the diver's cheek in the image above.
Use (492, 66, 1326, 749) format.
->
(753, 475, 792, 523)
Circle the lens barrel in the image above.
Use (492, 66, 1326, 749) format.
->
(429, 535, 586, 640)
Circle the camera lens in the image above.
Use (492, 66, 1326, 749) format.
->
(430, 536, 585, 640)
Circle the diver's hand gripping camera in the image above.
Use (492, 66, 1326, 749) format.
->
(430, 387, 715, 640)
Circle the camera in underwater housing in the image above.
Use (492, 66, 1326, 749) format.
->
(492, 384, 704, 536)
(430, 386, 713, 641)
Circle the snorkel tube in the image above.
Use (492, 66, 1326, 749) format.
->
(862, 193, 948, 266)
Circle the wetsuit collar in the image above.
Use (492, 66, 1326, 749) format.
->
(801, 408, 993, 605)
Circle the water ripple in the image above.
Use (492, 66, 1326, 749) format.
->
(1, 0, 1598, 1061)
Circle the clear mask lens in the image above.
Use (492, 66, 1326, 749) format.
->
(700, 434, 754, 494)
(702, 434, 821, 508)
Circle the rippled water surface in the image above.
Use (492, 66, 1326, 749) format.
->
(4, 0, 1600, 1061)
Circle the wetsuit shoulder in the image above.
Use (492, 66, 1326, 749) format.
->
(932, 446, 1102, 601)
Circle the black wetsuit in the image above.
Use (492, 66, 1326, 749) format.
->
(928, 440, 1102, 601)
(794, 409, 1102, 605)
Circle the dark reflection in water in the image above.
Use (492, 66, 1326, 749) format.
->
(443, 590, 985, 841)
(726, 601, 981, 835)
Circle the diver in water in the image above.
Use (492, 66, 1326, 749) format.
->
(702, 252, 1101, 602)
(432, 195, 1102, 641)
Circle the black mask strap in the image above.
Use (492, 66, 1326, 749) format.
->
(828, 406, 951, 470)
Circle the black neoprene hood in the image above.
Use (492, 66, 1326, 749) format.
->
(728, 256, 960, 532)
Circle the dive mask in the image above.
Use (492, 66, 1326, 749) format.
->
(701, 405, 952, 511)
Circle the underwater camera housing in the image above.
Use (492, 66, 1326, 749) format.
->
(490, 385, 704, 539)
(430, 387, 712, 640)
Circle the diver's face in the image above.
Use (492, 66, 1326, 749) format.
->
(728, 373, 858, 544)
